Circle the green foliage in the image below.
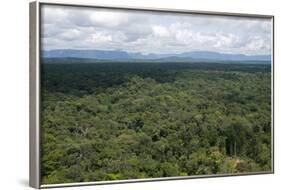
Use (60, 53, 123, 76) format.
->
(40, 61, 271, 184)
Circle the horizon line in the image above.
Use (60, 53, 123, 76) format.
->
(42, 48, 271, 56)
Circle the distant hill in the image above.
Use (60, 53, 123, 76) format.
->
(42, 49, 132, 60)
(177, 51, 271, 62)
(42, 49, 271, 63)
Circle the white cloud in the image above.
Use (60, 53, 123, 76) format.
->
(243, 35, 271, 54)
(91, 32, 112, 44)
(89, 11, 129, 28)
(41, 4, 272, 55)
(58, 29, 82, 41)
(42, 7, 68, 24)
(152, 25, 170, 37)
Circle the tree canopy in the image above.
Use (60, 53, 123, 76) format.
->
(41, 61, 271, 184)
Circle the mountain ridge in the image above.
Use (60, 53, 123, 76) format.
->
(42, 49, 271, 62)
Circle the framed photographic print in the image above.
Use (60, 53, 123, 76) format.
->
(29, 1, 274, 188)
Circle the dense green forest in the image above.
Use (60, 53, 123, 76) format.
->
(40, 60, 272, 184)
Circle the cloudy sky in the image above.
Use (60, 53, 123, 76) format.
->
(41, 5, 272, 55)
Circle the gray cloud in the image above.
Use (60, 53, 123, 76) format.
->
(41, 5, 272, 55)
